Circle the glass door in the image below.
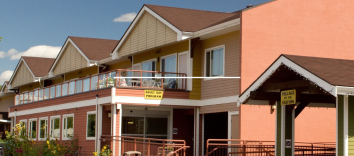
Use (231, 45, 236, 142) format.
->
(122, 116, 168, 139)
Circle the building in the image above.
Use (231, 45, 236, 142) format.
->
(6, 0, 354, 155)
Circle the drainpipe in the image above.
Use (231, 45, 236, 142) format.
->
(95, 94, 99, 153)
(14, 109, 17, 129)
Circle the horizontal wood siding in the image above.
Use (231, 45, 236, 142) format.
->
(11, 62, 34, 88)
(0, 95, 14, 112)
(190, 40, 203, 100)
(200, 102, 239, 114)
(15, 105, 96, 156)
(201, 31, 240, 100)
(10, 88, 111, 112)
(53, 42, 87, 76)
(116, 88, 190, 99)
(118, 12, 177, 57)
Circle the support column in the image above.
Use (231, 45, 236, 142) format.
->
(348, 96, 354, 155)
(337, 95, 345, 156)
(275, 102, 295, 156)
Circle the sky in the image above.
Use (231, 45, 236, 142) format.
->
(0, 0, 269, 84)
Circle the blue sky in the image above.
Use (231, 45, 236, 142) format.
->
(0, 0, 269, 84)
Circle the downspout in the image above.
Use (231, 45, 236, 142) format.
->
(95, 94, 99, 153)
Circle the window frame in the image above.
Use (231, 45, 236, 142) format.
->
(38, 117, 48, 141)
(141, 58, 157, 72)
(50, 115, 61, 140)
(28, 118, 37, 140)
(160, 53, 177, 73)
(86, 111, 96, 140)
(204, 45, 225, 80)
(62, 114, 74, 140)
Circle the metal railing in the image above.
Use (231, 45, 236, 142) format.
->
(205, 139, 335, 156)
(100, 135, 189, 156)
(15, 69, 187, 105)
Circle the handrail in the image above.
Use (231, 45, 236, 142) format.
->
(15, 69, 187, 105)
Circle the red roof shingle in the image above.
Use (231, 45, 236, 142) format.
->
(69, 36, 119, 60)
(22, 57, 55, 77)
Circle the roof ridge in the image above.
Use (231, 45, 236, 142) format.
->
(283, 54, 354, 62)
(144, 4, 237, 15)
(69, 36, 119, 41)
(21, 56, 56, 59)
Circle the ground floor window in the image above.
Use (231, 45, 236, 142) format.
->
(29, 119, 37, 140)
(50, 116, 60, 139)
(19, 119, 27, 136)
(122, 116, 168, 139)
(62, 114, 74, 140)
(39, 118, 48, 140)
(87, 111, 96, 139)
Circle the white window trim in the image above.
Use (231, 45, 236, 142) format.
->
(86, 111, 97, 140)
(19, 119, 28, 136)
(28, 118, 37, 141)
(160, 53, 178, 73)
(38, 117, 48, 141)
(203, 45, 226, 81)
(62, 114, 74, 140)
(50, 115, 61, 140)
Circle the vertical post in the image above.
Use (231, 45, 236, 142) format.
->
(140, 71, 143, 87)
(148, 140, 150, 156)
(118, 71, 120, 86)
(162, 141, 165, 156)
(134, 138, 137, 151)
(337, 95, 345, 156)
(122, 137, 124, 155)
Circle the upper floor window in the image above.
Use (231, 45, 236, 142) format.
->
(161, 54, 177, 86)
(205, 45, 225, 77)
(142, 59, 156, 78)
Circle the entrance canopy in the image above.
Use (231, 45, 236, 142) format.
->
(238, 54, 354, 107)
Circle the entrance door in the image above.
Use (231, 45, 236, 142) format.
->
(178, 52, 188, 89)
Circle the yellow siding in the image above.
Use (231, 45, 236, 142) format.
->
(133, 40, 189, 72)
(118, 12, 177, 57)
(19, 82, 41, 93)
(64, 66, 99, 81)
(190, 40, 202, 100)
(201, 31, 240, 99)
(106, 60, 132, 71)
(51, 77, 64, 85)
(53, 42, 88, 76)
(11, 62, 34, 88)
(0, 95, 14, 112)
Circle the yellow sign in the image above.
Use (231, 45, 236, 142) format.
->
(281, 89, 296, 105)
(144, 90, 164, 99)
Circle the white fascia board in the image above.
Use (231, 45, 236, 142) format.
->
(193, 18, 240, 37)
(9, 96, 111, 117)
(49, 39, 90, 76)
(238, 56, 335, 106)
(112, 6, 183, 59)
(336, 86, 354, 95)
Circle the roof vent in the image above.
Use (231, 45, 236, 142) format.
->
(246, 4, 253, 8)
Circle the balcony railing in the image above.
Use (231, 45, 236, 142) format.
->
(15, 69, 187, 105)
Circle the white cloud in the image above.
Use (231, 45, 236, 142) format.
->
(113, 12, 137, 22)
(0, 70, 13, 85)
(0, 45, 61, 60)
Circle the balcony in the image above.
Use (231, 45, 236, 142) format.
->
(15, 69, 187, 105)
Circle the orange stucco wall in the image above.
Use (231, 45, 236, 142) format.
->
(240, 0, 354, 142)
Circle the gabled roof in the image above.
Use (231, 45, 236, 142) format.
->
(145, 4, 241, 32)
(69, 36, 119, 60)
(0, 81, 8, 92)
(22, 56, 55, 77)
(237, 54, 354, 105)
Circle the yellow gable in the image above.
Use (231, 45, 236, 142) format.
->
(118, 12, 177, 57)
(53, 42, 88, 76)
(11, 62, 34, 88)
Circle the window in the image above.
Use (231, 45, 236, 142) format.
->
(56, 85, 62, 97)
(15, 95, 19, 105)
(87, 111, 96, 139)
(33, 90, 38, 102)
(122, 116, 168, 139)
(62, 83, 68, 96)
(205, 46, 225, 77)
(24, 93, 28, 104)
(44, 88, 49, 100)
(19, 120, 27, 136)
(142, 59, 156, 78)
(38, 118, 48, 140)
(19, 94, 23, 104)
(161, 54, 177, 86)
(29, 119, 37, 140)
(99, 74, 107, 89)
(50, 86, 55, 98)
(62, 114, 74, 140)
(50, 116, 60, 139)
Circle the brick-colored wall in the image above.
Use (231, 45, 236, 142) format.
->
(239, 0, 352, 142)
(15, 105, 96, 156)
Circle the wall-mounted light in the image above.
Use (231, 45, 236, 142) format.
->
(128, 121, 134, 125)
(271, 104, 276, 110)
(108, 113, 111, 117)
